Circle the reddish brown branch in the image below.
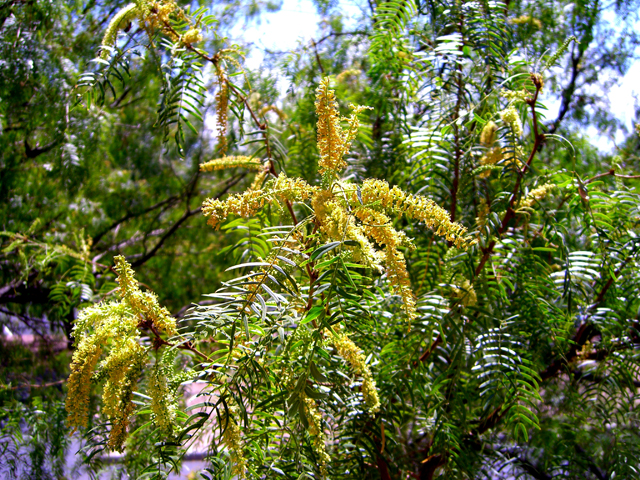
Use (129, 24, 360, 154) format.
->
(585, 169, 640, 184)
(474, 73, 545, 278)
(539, 253, 635, 380)
(416, 74, 546, 367)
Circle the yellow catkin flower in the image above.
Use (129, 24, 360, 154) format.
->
(203, 174, 317, 229)
(334, 334, 381, 414)
(312, 191, 352, 241)
(104, 341, 146, 451)
(452, 279, 477, 307)
(101, 338, 142, 418)
(156, 0, 176, 22)
(141, 0, 178, 34)
(476, 197, 490, 232)
(500, 105, 523, 138)
(501, 88, 530, 103)
(181, 27, 203, 45)
(353, 207, 416, 319)
(216, 67, 229, 156)
(315, 77, 347, 176)
(221, 402, 248, 479)
(480, 121, 498, 147)
(383, 247, 417, 318)
(315, 77, 370, 178)
(303, 396, 330, 471)
(203, 190, 263, 230)
(270, 174, 318, 203)
(114, 256, 177, 336)
(66, 259, 177, 449)
(66, 302, 134, 429)
(478, 145, 503, 178)
(508, 15, 542, 29)
(518, 183, 555, 209)
(357, 179, 471, 248)
(343, 103, 371, 156)
(312, 191, 382, 270)
(66, 342, 103, 429)
(248, 170, 267, 192)
(335, 68, 362, 83)
(100, 3, 139, 59)
(148, 362, 177, 435)
(200, 156, 264, 172)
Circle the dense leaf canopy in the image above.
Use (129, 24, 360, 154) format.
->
(1, 0, 640, 478)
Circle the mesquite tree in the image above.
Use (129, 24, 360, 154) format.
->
(3, 0, 640, 478)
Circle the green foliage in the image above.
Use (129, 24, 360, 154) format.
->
(2, 0, 640, 477)
(0, 340, 72, 479)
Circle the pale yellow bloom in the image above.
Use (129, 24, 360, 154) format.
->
(500, 105, 523, 137)
(476, 197, 490, 232)
(334, 334, 381, 414)
(200, 156, 264, 172)
(248, 170, 267, 191)
(155, 0, 176, 22)
(148, 362, 177, 435)
(518, 183, 555, 209)
(221, 402, 248, 479)
(478, 146, 503, 178)
(501, 88, 530, 103)
(181, 27, 203, 45)
(140, 0, 180, 40)
(315, 77, 370, 178)
(216, 68, 229, 156)
(114, 256, 177, 336)
(508, 15, 542, 29)
(100, 3, 139, 59)
(353, 206, 416, 319)
(303, 396, 330, 471)
(66, 342, 103, 429)
(312, 191, 382, 270)
(203, 174, 317, 229)
(103, 341, 146, 451)
(66, 257, 177, 450)
(452, 279, 477, 307)
(357, 179, 471, 248)
(66, 301, 134, 429)
(480, 121, 498, 147)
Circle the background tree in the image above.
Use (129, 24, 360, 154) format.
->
(2, 0, 640, 478)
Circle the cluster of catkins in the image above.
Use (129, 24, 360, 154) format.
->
(198, 78, 475, 470)
(99, 0, 202, 59)
(65, 256, 179, 451)
(68, 78, 475, 471)
(203, 77, 473, 321)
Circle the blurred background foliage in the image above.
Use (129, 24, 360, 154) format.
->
(1, 0, 640, 477)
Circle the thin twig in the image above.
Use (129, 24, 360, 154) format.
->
(585, 169, 640, 184)
(8, 379, 66, 390)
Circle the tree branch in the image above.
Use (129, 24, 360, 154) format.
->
(416, 74, 546, 366)
(129, 173, 244, 268)
(540, 252, 636, 380)
(547, 44, 585, 134)
(0, 306, 48, 340)
(585, 168, 640, 184)
(92, 195, 179, 247)
(24, 138, 60, 159)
